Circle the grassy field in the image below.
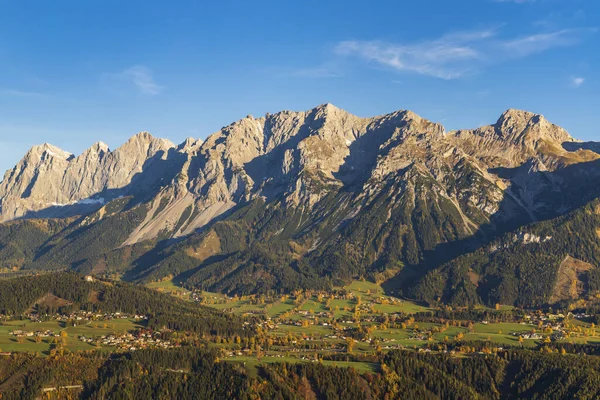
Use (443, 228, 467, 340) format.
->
(0, 319, 142, 354)
(224, 355, 379, 378)
(146, 280, 191, 300)
(107, 279, 600, 360)
(201, 280, 600, 351)
(266, 300, 295, 317)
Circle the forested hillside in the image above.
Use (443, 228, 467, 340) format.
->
(0, 273, 246, 336)
(1, 106, 600, 303)
(410, 199, 600, 307)
(3, 347, 600, 399)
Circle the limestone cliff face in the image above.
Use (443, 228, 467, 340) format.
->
(1, 105, 598, 250)
(0, 132, 178, 221)
(451, 109, 579, 168)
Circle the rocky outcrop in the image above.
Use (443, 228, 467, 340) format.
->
(451, 109, 578, 168)
(3, 104, 600, 298)
(0, 132, 178, 221)
(1, 105, 598, 250)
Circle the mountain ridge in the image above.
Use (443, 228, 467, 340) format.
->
(1, 104, 599, 305)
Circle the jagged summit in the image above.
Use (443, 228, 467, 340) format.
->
(1, 104, 600, 299)
(83, 141, 110, 156)
(128, 131, 156, 141)
(0, 130, 179, 221)
(122, 131, 175, 151)
(0, 104, 595, 226)
(494, 108, 573, 142)
(178, 137, 203, 153)
(497, 108, 541, 123)
(26, 143, 74, 160)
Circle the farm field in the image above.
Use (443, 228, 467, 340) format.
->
(2, 278, 596, 365)
(146, 280, 192, 301)
(224, 355, 379, 378)
(142, 279, 600, 356)
(0, 318, 142, 354)
(193, 280, 600, 355)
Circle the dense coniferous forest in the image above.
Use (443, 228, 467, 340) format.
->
(7, 194, 600, 310)
(410, 199, 600, 307)
(3, 348, 600, 399)
(4, 182, 600, 311)
(0, 273, 247, 336)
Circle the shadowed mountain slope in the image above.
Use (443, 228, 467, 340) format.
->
(1, 104, 599, 304)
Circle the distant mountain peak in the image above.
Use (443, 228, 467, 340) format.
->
(27, 143, 73, 160)
(314, 102, 341, 112)
(494, 108, 573, 144)
(0, 104, 595, 229)
(498, 108, 541, 121)
(85, 141, 110, 155)
(131, 131, 154, 140)
(2, 104, 600, 301)
(178, 137, 203, 153)
(495, 108, 546, 134)
(124, 131, 174, 147)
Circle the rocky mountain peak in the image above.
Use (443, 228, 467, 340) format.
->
(123, 131, 174, 148)
(130, 131, 154, 141)
(497, 108, 540, 124)
(0, 129, 184, 221)
(116, 132, 175, 161)
(178, 137, 204, 153)
(313, 103, 342, 117)
(494, 108, 573, 145)
(26, 143, 73, 161)
(85, 141, 110, 155)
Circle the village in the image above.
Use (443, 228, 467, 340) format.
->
(192, 280, 600, 358)
(2, 279, 600, 359)
(79, 330, 179, 351)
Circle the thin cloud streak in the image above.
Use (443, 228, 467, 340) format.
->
(571, 76, 585, 87)
(104, 65, 163, 95)
(502, 29, 593, 56)
(123, 66, 163, 95)
(335, 29, 494, 79)
(335, 27, 595, 79)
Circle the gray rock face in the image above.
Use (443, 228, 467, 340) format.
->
(1, 105, 598, 248)
(452, 109, 577, 168)
(0, 132, 178, 221)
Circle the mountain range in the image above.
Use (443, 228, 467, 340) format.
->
(1, 104, 600, 307)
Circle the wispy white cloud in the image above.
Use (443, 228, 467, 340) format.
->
(104, 65, 163, 95)
(336, 29, 494, 79)
(502, 29, 590, 56)
(124, 66, 163, 95)
(335, 27, 595, 79)
(571, 76, 585, 87)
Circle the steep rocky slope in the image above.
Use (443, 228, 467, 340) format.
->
(0, 133, 181, 221)
(1, 104, 599, 302)
(409, 199, 600, 307)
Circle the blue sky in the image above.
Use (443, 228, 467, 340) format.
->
(0, 0, 598, 174)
